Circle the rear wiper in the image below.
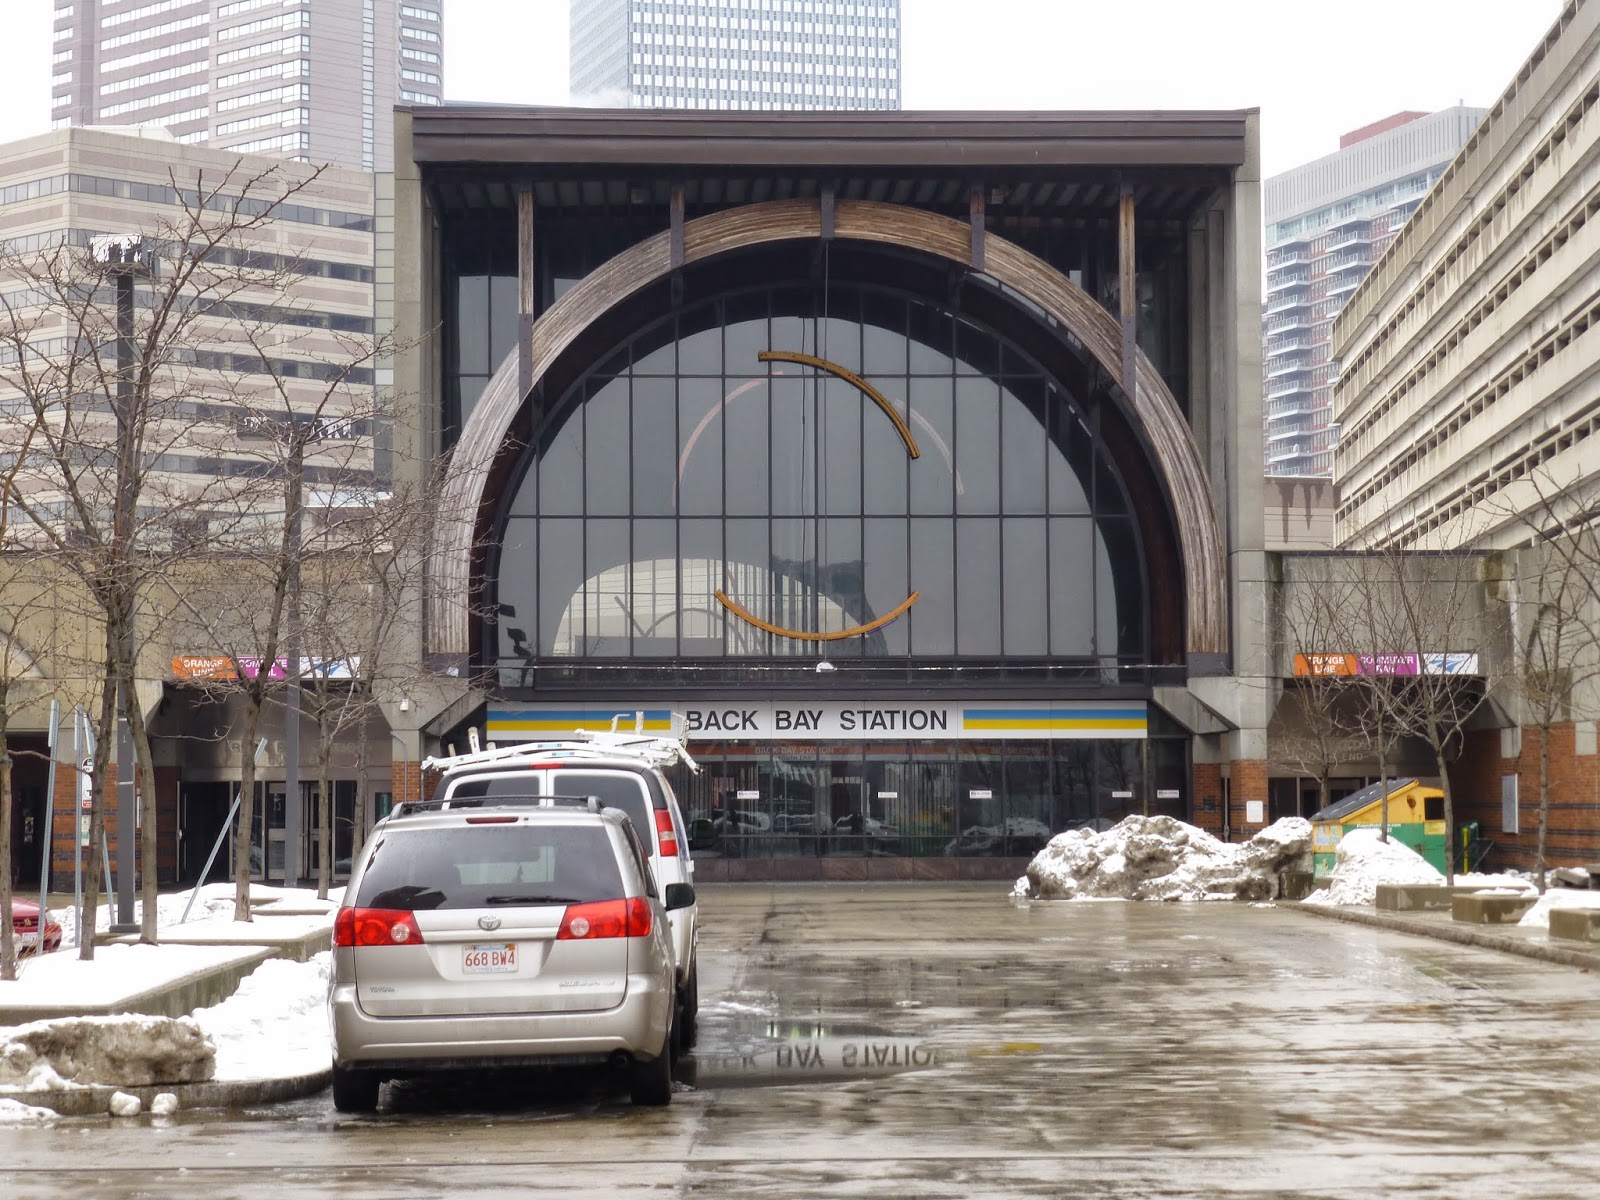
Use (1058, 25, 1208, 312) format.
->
(484, 894, 581, 905)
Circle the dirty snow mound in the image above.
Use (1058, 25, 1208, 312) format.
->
(1016, 815, 1312, 902)
(0, 1015, 215, 1089)
(191, 952, 331, 1081)
(108, 1091, 141, 1117)
(1302, 828, 1442, 906)
(1517, 887, 1600, 931)
(0, 1097, 57, 1122)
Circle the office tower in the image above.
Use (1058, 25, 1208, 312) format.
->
(570, 0, 900, 110)
(50, 0, 445, 171)
(1262, 108, 1482, 477)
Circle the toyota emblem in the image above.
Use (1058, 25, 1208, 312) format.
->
(477, 915, 502, 931)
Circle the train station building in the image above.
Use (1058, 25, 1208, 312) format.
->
(384, 106, 1272, 874)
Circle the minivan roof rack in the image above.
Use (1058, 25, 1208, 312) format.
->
(391, 793, 606, 818)
(422, 719, 699, 775)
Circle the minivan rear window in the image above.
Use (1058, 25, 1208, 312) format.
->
(551, 772, 652, 848)
(355, 825, 624, 910)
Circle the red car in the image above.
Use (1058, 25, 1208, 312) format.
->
(10, 899, 63, 956)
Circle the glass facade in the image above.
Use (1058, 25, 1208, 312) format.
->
(492, 282, 1148, 682)
(666, 722, 1190, 859)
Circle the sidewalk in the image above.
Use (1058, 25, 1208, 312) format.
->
(1283, 900, 1600, 972)
(0, 884, 336, 1117)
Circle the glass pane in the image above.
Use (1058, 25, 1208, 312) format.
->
(1098, 517, 1145, 659)
(678, 377, 723, 516)
(680, 519, 724, 655)
(956, 742, 1003, 842)
(488, 275, 519, 371)
(678, 320, 721, 376)
(724, 312, 769, 380)
(459, 376, 488, 434)
(1050, 404, 1093, 515)
(907, 376, 954, 515)
(538, 411, 582, 515)
(956, 518, 1000, 656)
(1097, 741, 1143, 824)
(583, 376, 630, 516)
(496, 516, 537, 666)
(631, 376, 677, 517)
(954, 316, 1000, 378)
(821, 375, 862, 516)
(769, 374, 812, 518)
(1054, 742, 1099, 829)
(861, 295, 907, 375)
(863, 376, 909, 515)
(1049, 517, 1096, 657)
(631, 518, 677, 657)
(584, 519, 631, 655)
(955, 375, 1000, 514)
(633, 319, 676, 375)
(1002, 519, 1048, 655)
(1001, 379, 1048, 515)
(907, 303, 953, 375)
(908, 519, 953, 655)
(455, 274, 488, 373)
(819, 517, 863, 651)
(724, 377, 769, 516)
(724, 518, 772, 655)
(863, 518, 909, 656)
(538, 518, 584, 655)
(1003, 748, 1054, 856)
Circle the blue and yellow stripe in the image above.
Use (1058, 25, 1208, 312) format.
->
(488, 708, 675, 740)
(960, 706, 1147, 735)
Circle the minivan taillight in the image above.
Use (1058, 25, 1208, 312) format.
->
(557, 897, 653, 940)
(334, 907, 425, 947)
(653, 809, 679, 857)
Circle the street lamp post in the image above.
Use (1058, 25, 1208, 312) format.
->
(92, 234, 154, 935)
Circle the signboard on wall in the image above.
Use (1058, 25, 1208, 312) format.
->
(1292, 653, 1480, 678)
(488, 700, 1149, 742)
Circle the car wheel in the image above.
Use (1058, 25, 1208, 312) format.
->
(677, 965, 699, 1051)
(629, 1037, 673, 1107)
(331, 1063, 381, 1113)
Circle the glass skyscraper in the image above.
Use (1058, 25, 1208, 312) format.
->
(570, 0, 900, 110)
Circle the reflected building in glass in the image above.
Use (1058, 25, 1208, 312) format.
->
(395, 107, 1267, 873)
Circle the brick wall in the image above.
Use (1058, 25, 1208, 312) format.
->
(392, 759, 425, 806)
(1450, 723, 1600, 870)
(1191, 761, 1223, 837)
(1228, 759, 1269, 842)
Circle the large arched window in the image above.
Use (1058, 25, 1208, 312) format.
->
(492, 282, 1148, 672)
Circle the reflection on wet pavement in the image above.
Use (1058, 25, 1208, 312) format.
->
(7, 883, 1600, 1200)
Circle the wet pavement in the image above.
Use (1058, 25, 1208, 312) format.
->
(6, 882, 1600, 1199)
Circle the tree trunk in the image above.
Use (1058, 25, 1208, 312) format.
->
(1537, 722, 1550, 894)
(0, 707, 16, 982)
(123, 665, 161, 944)
(232, 691, 263, 923)
(317, 755, 332, 901)
(1434, 739, 1457, 884)
(80, 657, 118, 961)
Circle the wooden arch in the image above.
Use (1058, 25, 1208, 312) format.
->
(432, 199, 1227, 659)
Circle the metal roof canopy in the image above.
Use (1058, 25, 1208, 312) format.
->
(411, 106, 1250, 221)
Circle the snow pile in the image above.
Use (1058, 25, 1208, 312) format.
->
(151, 1092, 179, 1115)
(1014, 815, 1313, 902)
(0, 1097, 57, 1122)
(191, 952, 331, 1081)
(109, 1091, 141, 1117)
(1302, 828, 1443, 906)
(49, 883, 342, 952)
(0, 1014, 214, 1088)
(1517, 887, 1600, 931)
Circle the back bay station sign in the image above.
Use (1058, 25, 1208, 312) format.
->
(488, 701, 1149, 742)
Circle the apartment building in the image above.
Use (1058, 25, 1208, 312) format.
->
(1262, 107, 1482, 477)
(570, 0, 900, 109)
(50, 0, 444, 171)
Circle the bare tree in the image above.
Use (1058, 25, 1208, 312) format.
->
(1496, 471, 1600, 890)
(0, 160, 344, 944)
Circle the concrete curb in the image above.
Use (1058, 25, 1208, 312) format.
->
(1, 1067, 330, 1117)
(1282, 901, 1600, 972)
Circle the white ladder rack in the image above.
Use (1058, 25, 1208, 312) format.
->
(422, 715, 698, 774)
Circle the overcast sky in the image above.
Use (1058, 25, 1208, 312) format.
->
(0, 0, 1565, 177)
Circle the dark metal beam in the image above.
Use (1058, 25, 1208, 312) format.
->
(969, 183, 986, 271)
(820, 184, 835, 240)
(1119, 179, 1137, 408)
(669, 182, 685, 269)
(517, 186, 535, 397)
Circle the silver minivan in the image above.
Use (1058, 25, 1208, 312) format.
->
(432, 746, 702, 1053)
(328, 799, 691, 1112)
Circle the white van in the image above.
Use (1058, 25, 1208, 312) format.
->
(424, 734, 703, 1051)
